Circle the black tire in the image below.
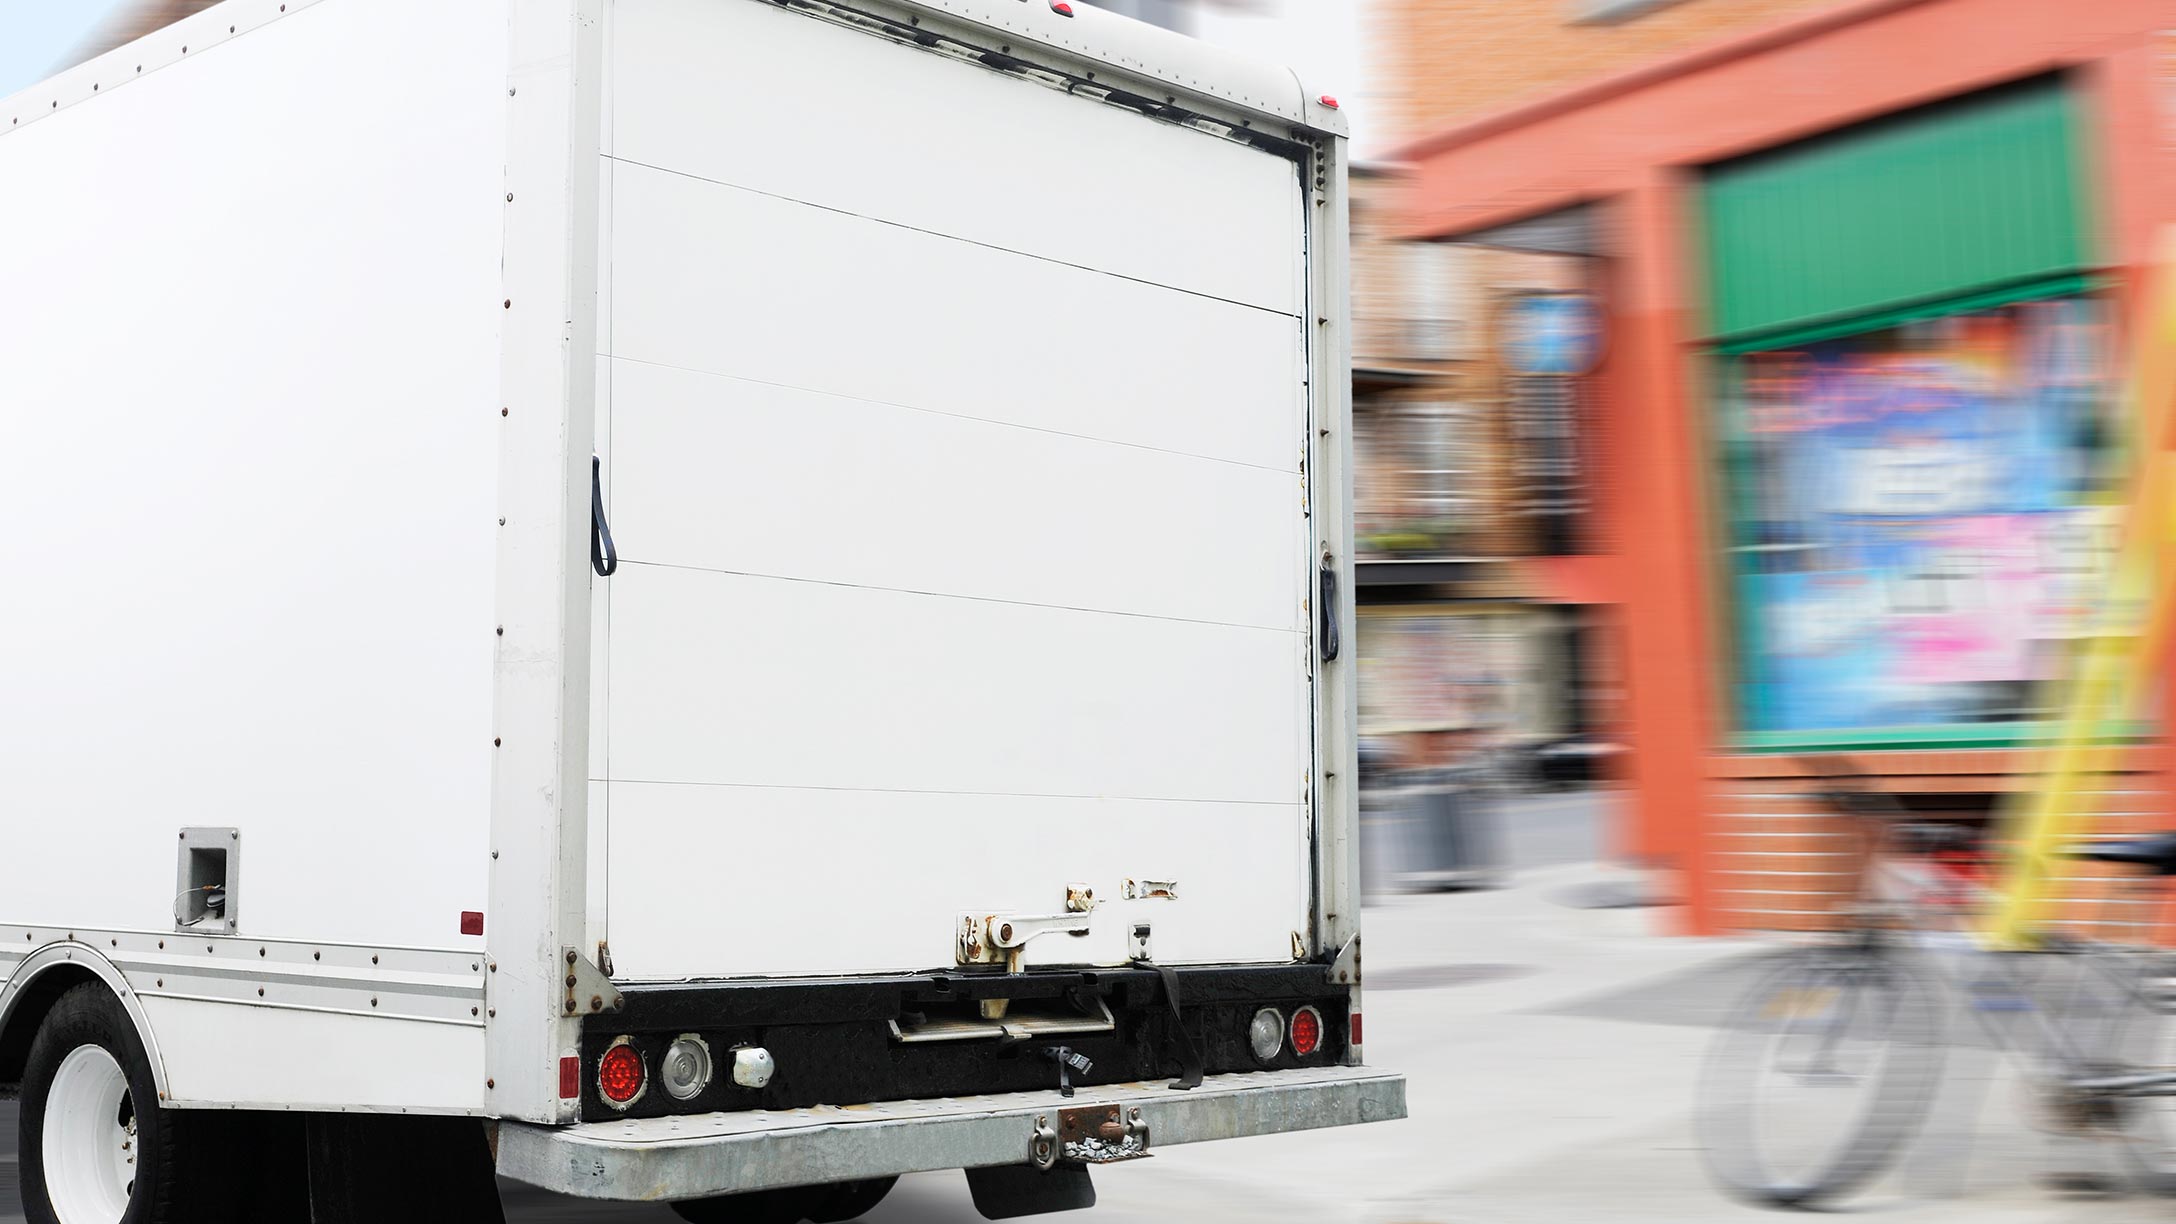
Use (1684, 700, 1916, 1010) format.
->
(669, 1177, 897, 1224)
(1696, 947, 1947, 1207)
(669, 1187, 822, 1224)
(807, 1177, 898, 1222)
(19, 983, 240, 1224)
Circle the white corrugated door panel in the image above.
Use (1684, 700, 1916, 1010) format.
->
(609, 0, 1302, 313)
(599, 0, 1311, 979)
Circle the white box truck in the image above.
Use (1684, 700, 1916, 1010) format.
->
(0, 0, 1399, 1217)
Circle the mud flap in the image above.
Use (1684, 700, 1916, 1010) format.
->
(965, 1164, 1097, 1219)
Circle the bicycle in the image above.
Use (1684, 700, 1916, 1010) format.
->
(1695, 757, 2176, 1206)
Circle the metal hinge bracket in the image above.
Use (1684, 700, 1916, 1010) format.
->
(1324, 933, 1359, 986)
(562, 946, 623, 1016)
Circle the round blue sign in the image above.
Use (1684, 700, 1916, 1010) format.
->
(1507, 293, 1601, 376)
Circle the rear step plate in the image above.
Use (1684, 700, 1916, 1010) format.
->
(496, 1065, 1405, 1201)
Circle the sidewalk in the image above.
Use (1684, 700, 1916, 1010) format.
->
(863, 862, 2176, 1224)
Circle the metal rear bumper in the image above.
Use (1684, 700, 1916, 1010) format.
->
(496, 1065, 1406, 1202)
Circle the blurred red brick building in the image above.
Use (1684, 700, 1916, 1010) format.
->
(1384, 0, 1842, 137)
(1349, 168, 1608, 778)
(1394, 0, 2176, 933)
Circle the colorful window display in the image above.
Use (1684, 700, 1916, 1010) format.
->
(1732, 297, 2115, 733)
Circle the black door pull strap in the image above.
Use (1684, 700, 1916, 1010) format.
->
(590, 454, 618, 577)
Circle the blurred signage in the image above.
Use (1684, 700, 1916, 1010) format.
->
(1507, 293, 1600, 376)
(1737, 297, 2113, 732)
(1358, 612, 1528, 736)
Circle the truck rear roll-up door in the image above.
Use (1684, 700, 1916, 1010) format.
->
(594, 0, 1315, 980)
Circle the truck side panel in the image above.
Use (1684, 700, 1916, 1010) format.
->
(0, 0, 506, 950)
(0, 0, 508, 1111)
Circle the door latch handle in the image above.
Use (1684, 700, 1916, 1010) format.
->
(958, 912, 1092, 971)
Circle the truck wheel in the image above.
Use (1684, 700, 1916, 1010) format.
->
(807, 1177, 897, 1222)
(18, 983, 237, 1224)
(669, 1188, 819, 1224)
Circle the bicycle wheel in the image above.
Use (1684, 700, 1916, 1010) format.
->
(1697, 947, 1948, 1206)
(2095, 952, 2176, 1194)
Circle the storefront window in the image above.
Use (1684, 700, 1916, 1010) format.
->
(1731, 296, 2114, 735)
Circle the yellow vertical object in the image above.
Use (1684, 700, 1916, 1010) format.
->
(1989, 233, 2176, 948)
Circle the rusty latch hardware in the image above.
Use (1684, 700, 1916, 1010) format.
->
(1065, 883, 1096, 913)
(958, 912, 1092, 972)
(1123, 878, 1178, 900)
(1058, 1103, 1151, 1163)
(561, 946, 623, 1016)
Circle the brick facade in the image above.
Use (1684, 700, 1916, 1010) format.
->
(1382, 0, 1845, 143)
(1710, 752, 2169, 940)
(1352, 170, 1595, 564)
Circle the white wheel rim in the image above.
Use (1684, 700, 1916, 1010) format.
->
(42, 1045, 136, 1224)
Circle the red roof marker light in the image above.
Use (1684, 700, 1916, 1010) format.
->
(1318, 95, 1340, 110)
(1051, 1, 1074, 13)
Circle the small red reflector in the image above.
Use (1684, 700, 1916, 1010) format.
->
(558, 1055, 581, 1099)
(1318, 94, 1340, 109)
(1289, 1006, 1323, 1057)
(460, 911, 484, 937)
(599, 1043, 646, 1105)
(1051, 1, 1074, 12)
(1350, 1012, 1362, 1046)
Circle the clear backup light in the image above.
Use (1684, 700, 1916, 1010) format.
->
(1248, 1007, 1284, 1063)
(661, 1034, 713, 1101)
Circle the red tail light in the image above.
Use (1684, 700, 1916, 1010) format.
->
(598, 1042, 646, 1106)
(1289, 1005, 1324, 1057)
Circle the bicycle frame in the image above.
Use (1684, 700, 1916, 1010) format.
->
(1814, 764, 2176, 1102)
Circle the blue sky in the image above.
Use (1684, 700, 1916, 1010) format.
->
(0, 0, 131, 99)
